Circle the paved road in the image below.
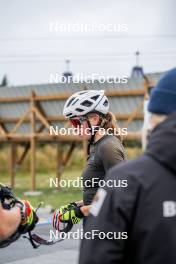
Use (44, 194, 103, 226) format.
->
(0, 214, 82, 264)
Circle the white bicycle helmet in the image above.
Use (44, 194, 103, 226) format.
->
(63, 90, 109, 118)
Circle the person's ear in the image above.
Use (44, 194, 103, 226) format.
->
(88, 114, 100, 125)
(94, 115, 100, 125)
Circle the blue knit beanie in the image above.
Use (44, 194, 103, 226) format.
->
(148, 68, 176, 114)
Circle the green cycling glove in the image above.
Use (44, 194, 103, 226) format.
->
(52, 202, 84, 230)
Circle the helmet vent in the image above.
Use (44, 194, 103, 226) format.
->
(76, 108, 84, 112)
(103, 100, 108, 106)
(79, 91, 87, 95)
(66, 113, 72, 117)
(91, 95, 100, 101)
(81, 100, 93, 107)
(72, 98, 79, 105)
(66, 97, 75, 107)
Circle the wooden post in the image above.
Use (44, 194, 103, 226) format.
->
(63, 142, 75, 166)
(9, 143, 17, 188)
(143, 79, 150, 100)
(30, 137, 36, 191)
(30, 91, 36, 191)
(56, 143, 63, 189)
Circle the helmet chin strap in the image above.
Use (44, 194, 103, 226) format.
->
(86, 115, 106, 156)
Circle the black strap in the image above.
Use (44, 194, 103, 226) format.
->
(87, 115, 105, 156)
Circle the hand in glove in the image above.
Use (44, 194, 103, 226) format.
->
(52, 202, 84, 230)
(14, 200, 38, 234)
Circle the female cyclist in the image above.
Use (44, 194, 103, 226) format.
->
(52, 90, 126, 230)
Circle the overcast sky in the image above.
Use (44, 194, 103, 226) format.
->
(0, 0, 176, 85)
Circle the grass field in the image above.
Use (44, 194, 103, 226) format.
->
(0, 170, 83, 210)
(0, 145, 142, 210)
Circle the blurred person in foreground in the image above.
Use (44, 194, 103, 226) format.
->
(79, 68, 176, 264)
(0, 183, 38, 247)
